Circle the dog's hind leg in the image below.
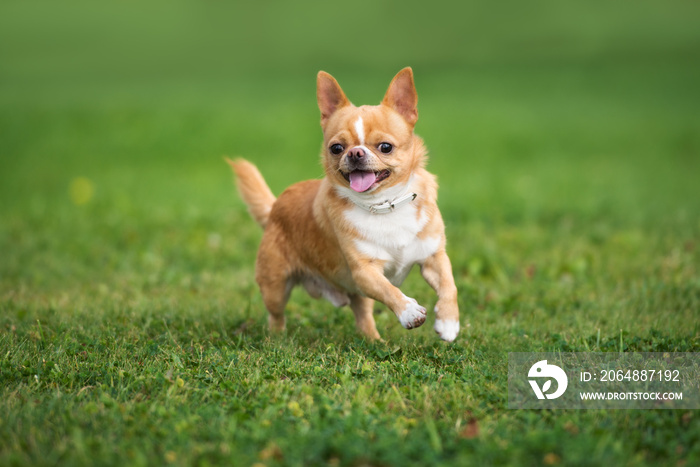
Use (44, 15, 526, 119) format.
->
(258, 276, 292, 332)
(350, 295, 381, 341)
(255, 234, 292, 332)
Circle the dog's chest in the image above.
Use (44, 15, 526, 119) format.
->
(344, 204, 439, 286)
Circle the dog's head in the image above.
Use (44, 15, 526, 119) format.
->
(317, 68, 425, 194)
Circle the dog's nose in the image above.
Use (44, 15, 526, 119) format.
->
(346, 147, 366, 161)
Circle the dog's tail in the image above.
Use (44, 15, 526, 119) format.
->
(225, 158, 276, 228)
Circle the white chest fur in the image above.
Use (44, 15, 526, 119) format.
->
(339, 186, 440, 286)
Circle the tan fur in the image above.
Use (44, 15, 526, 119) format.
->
(226, 158, 276, 228)
(228, 68, 460, 342)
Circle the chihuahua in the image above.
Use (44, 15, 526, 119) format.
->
(227, 68, 459, 341)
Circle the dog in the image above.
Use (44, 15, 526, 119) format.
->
(227, 68, 459, 341)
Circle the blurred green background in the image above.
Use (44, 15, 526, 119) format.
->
(2, 0, 699, 226)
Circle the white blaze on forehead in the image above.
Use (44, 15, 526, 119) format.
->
(354, 117, 365, 145)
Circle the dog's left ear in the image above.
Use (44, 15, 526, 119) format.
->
(382, 67, 418, 126)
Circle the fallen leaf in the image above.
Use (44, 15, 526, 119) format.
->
(459, 413, 479, 439)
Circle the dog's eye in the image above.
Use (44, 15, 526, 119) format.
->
(378, 142, 393, 154)
(330, 144, 344, 155)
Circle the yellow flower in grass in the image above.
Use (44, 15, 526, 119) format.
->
(69, 177, 94, 205)
(287, 401, 304, 418)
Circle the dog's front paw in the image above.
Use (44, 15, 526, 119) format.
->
(399, 296, 427, 329)
(434, 319, 460, 342)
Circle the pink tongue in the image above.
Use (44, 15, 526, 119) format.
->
(349, 171, 377, 192)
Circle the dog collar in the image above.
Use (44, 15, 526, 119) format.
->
(360, 192, 418, 214)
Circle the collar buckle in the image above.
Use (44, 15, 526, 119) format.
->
(367, 192, 417, 215)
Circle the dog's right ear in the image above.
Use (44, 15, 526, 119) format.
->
(317, 71, 350, 126)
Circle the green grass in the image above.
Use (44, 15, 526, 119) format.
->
(1, 1, 700, 466)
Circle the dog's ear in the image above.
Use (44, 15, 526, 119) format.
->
(317, 71, 350, 126)
(382, 67, 418, 126)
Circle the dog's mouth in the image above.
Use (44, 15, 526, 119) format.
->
(342, 169, 391, 193)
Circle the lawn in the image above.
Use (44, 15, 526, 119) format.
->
(1, 1, 699, 466)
